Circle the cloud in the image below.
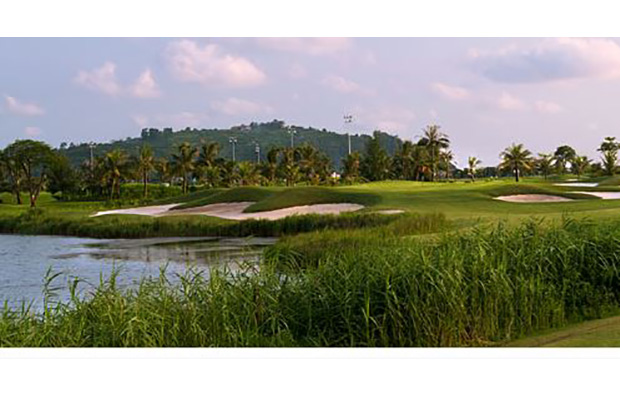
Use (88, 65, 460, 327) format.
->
(24, 126, 41, 137)
(361, 107, 416, 133)
(288, 63, 307, 79)
(256, 38, 351, 56)
(5, 96, 45, 116)
(471, 38, 620, 83)
(166, 40, 266, 88)
(497, 92, 526, 110)
(210, 98, 272, 116)
(431, 82, 470, 100)
(74, 62, 121, 95)
(322, 75, 368, 94)
(535, 100, 563, 114)
(129, 69, 161, 98)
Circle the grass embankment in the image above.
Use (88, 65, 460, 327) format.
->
(2, 216, 620, 346)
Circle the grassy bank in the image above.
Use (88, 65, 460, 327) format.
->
(2, 216, 620, 346)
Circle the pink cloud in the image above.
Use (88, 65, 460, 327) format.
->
(5, 95, 45, 116)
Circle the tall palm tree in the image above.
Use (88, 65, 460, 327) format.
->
(500, 143, 533, 182)
(440, 150, 455, 179)
(171, 142, 197, 194)
(280, 147, 300, 186)
(467, 157, 481, 181)
(342, 152, 361, 184)
(263, 147, 281, 185)
(137, 145, 155, 198)
(419, 125, 450, 181)
(536, 153, 553, 180)
(398, 141, 415, 180)
(297, 143, 320, 184)
(155, 158, 172, 185)
(571, 156, 591, 180)
(598, 137, 619, 176)
(198, 141, 220, 169)
(103, 149, 128, 199)
(237, 162, 260, 186)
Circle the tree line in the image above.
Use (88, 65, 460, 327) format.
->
(2, 124, 620, 207)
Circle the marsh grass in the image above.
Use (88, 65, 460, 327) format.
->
(2, 216, 620, 347)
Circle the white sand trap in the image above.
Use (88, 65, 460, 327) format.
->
(91, 204, 180, 217)
(574, 192, 620, 200)
(495, 194, 573, 203)
(554, 182, 599, 187)
(171, 202, 365, 221)
(94, 202, 365, 221)
(375, 209, 405, 215)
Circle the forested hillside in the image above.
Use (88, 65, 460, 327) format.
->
(60, 120, 402, 170)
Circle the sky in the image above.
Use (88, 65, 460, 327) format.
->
(1, 37, 620, 166)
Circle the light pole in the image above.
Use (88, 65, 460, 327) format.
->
(254, 142, 261, 163)
(344, 114, 353, 155)
(88, 142, 95, 173)
(287, 126, 297, 148)
(229, 137, 238, 162)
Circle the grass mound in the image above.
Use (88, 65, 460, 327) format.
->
(244, 187, 381, 213)
(173, 187, 276, 210)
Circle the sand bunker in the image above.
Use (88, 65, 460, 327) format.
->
(495, 194, 573, 203)
(375, 209, 405, 215)
(91, 204, 180, 217)
(574, 192, 620, 200)
(93, 202, 365, 220)
(554, 182, 599, 187)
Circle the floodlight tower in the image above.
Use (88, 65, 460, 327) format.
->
(287, 125, 297, 148)
(344, 114, 353, 155)
(229, 137, 238, 162)
(254, 142, 261, 163)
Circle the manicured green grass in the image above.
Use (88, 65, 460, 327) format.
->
(173, 187, 278, 210)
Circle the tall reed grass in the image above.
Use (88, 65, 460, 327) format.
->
(2, 216, 620, 347)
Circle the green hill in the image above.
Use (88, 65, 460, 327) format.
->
(60, 120, 402, 170)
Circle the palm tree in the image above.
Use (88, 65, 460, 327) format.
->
(102, 149, 128, 199)
(155, 158, 172, 185)
(171, 142, 197, 194)
(397, 141, 416, 180)
(263, 147, 281, 185)
(419, 125, 450, 181)
(237, 162, 260, 186)
(342, 152, 361, 184)
(440, 150, 455, 179)
(296, 143, 320, 184)
(536, 153, 553, 180)
(598, 137, 619, 176)
(280, 147, 300, 186)
(137, 145, 155, 198)
(467, 157, 481, 181)
(500, 143, 533, 182)
(198, 141, 219, 169)
(571, 156, 591, 180)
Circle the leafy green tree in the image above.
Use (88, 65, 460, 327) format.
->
(500, 143, 533, 182)
(361, 131, 391, 181)
(536, 153, 553, 180)
(171, 142, 197, 194)
(47, 152, 79, 198)
(467, 157, 481, 181)
(418, 125, 450, 181)
(571, 155, 591, 179)
(553, 145, 576, 174)
(3, 140, 55, 207)
(598, 137, 619, 176)
(0, 148, 23, 204)
(440, 150, 455, 179)
(137, 145, 155, 198)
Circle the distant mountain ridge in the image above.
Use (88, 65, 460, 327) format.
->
(60, 120, 403, 170)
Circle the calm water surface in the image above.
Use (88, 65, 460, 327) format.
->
(0, 234, 276, 310)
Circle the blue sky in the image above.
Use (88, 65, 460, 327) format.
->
(2, 37, 620, 165)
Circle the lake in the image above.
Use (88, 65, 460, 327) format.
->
(0, 234, 276, 310)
